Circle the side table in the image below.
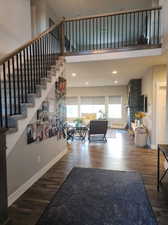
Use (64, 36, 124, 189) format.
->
(157, 144, 168, 191)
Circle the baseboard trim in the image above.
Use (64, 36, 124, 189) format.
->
(8, 148, 67, 207)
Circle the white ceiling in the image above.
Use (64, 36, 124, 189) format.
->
(65, 54, 167, 87)
(47, 0, 153, 19)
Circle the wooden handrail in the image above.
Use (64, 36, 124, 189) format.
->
(64, 7, 162, 22)
(0, 20, 64, 65)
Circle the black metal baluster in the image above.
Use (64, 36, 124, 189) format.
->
(85, 19, 87, 51)
(76, 20, 78, 52)
(103, 16, 104, 49)
(89, 19, 91, 50)
(79, 20, 81, 51)
(154, 9, 156, 44)
(69, 22, 72, 52)
(23, 50, 28, 103)
(51, 35, 54, 64)
(0, 71, 2, 127)
(122, 14, 124, 47)
(73, 20, 75, 52)
(45, 36, 48, 77)
(90, 18, 95, 50)
(126, 14, 128, 46)
(118, 15, 120, 48)
(43, 38, 46, 78)
(32, 42, 37, 88)
(110, 16, 112, 48)
(107, 16, 109, 49)
(7, 60, 12, 114)
(19, 52, 24, 103)
(16, 54, 21, 114)
(130, 13, 132, 46)
(37, 39, 41, 82)
(137, 12, 139, 45)
(30, 45, 34, 93)
(49, 34, 52, 66)
(42, 38, 45, 78)
(71, 21, 73, 52)
(157, 9, 160, 44)
(26, 48, 30, 93)
(96, 18, 98, 49)
(114, 15, 116, 48)
(149, 10, 152, 44)
(3, 64, 8, 127)
(47, 34, 49, 70)
(141, 12, 143, 42)
(100, 17, 102, 49)
(145, 11, 148, 45)
(83, 20, 85, 51)
(38, 36, 42, 83)
(12, 57, 17, 113)
(133, 12, 136, 45)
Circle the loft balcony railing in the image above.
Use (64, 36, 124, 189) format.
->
(63, 7, 161, 54)
(0, 7, 162, 129)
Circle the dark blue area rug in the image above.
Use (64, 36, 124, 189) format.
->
(36, 167, 158, 225)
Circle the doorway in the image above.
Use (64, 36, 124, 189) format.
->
(156, 82, 167, 146)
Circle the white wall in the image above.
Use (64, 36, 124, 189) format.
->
(47, 0, 153, 19)
(7, 74, 67, 202)
(142, 65, 167, 148)
(159, 0, 168, 51)
(67, 86, 128, 126)
(0, 0, 32, 57)
(31, 0, 58, 37)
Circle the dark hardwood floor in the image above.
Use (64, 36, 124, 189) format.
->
(9, 130, 168, 225)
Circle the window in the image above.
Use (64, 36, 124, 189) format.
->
(108, 96, 122, 119)
(80, 96, 105, 119)
(66, 97, 78, 118)
(66, 105, 78, 118)
(80, 105, 105, 119)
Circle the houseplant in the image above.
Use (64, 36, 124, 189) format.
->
(135, 112, 146, 126)
(73, 118, 83, 127)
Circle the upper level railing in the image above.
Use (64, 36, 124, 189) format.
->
(0, 7, 162, 129)
(63, 7, 161, 54)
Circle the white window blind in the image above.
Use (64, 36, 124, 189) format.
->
(66, 97, 78, 105)
(80, 96, 105, 105)
(109, 96, 122, 104)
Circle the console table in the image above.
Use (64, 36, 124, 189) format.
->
(0, 129, 10, 225)
(157, 144, 168, 191)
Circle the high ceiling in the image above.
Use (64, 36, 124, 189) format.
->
(65, 54, 167, 87)
(47, 0, 153, 20)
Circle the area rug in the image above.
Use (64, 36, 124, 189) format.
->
(36, 167, 158, 225)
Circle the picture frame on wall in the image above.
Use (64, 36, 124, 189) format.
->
(27, 124, 36, 144)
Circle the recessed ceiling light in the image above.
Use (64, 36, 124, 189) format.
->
(114, 80, 118, 84)
(72, 73, 77, 77)
(85, 81, 89, 85)
(112, 70, 118, 74)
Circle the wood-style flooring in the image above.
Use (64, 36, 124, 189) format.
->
(9, 130, 168, 225)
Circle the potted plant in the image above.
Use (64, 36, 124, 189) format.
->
(135, 112, 146, 126)
(73, 118, 83, 127)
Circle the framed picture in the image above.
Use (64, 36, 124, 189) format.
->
(27, 124, 36, 144)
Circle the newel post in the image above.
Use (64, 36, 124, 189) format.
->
(0, 129, 10, 225)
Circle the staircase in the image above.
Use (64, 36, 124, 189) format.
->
(6, 58, 65, 155)
(0, 21, 65, 155)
